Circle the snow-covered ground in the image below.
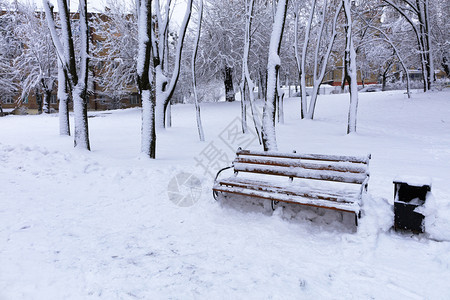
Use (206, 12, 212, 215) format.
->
(1, 89, 450, 299)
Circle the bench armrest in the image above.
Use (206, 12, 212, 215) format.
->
(360, 175, 370, 197)
(213, 165, 234, 201)
(214, 165, 234, 183)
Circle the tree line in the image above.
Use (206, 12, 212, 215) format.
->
(0, 0, 448, 157)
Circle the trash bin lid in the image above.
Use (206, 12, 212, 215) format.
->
(393, 175, 432, 188)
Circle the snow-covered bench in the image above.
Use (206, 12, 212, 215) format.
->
(213, 149, 371, 225)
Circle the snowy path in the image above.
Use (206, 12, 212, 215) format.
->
(1, 90, 450, 298)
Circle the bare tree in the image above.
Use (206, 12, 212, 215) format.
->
(242, 0, 262, 143)
(353, 6, 411, 97)
(14, 4, 58, 114)
(304, 0, 342, 120)
(152, 0, 193, 128)
(200, 0, 246, 103)
(298, 0, 316, 119)
(0, 7, 19, 115)
(429, 0, 449, 78)
(191, 0, 205, 141)
(43, 0, 91, 150)
(90, 1, 138, 110)
(293, 0, 305, 118)
(342, 0, 358, 134)
(382, 0, 434, 91)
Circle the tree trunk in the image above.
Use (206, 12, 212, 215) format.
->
(286, 74, 290, 97)
(417, 2, 429, 91)
(240, 81, 247, 133)
(58, 60, 70, 136)
(38, 101, 43, 114)
(442, 55, 450, 77)
(381, 61, 393, 92)
(277, 73, 284, 124)
(72, 88, 90, 150)
(137, 0, 155, 158)
(382, 72, 387, 91)
(166, 101, 172, 127)
(154, 65, 167, 128)
(74, 0, 90, 150)
(261, 0, 288, 151)
(340, 57, 347, 93)
(343, 0, 358, 134)
(258, 69, 265, 99)
(417, 0, 432, 89)
(192, 0, 205, 141)
(43, 88, 51, 114)
(243, 0, 262, 144)
(293, 2, 303, 118)
(224, 66, 235, 102)
(36, 89, 43, 114)
(300, 0, 316, 119)
(141, 90, 156, 158)
(278, 93, 285, 124)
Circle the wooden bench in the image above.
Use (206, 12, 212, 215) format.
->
(213, 148, 371, 225)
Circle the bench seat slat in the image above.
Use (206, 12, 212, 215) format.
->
(237, 149, 370, 164)
(216, 177, 360, 203)
(234, 156, 368, 174)
(213, 185, 360, 213)
(234, 163, 367, 184)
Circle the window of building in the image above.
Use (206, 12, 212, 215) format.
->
(3, 96, 14, 104)
(36, 94, 42, 104)
(410, 72, 423, 81)
(50, 94, 57, 104)
(97, 60, 104, 71)
(23, 96, 28, 104)
(130, 94, 139, 105)
(327, 70, 334, 81)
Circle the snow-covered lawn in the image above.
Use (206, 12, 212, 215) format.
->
(1, 90, 450, 298)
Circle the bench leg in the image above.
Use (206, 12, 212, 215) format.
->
(355, 211, 361, 226)
(271, 200, 279, 211)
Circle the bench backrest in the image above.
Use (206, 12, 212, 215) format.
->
(233, 149, 370, 185)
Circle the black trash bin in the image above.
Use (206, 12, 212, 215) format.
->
(393, 177, 431, 233)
